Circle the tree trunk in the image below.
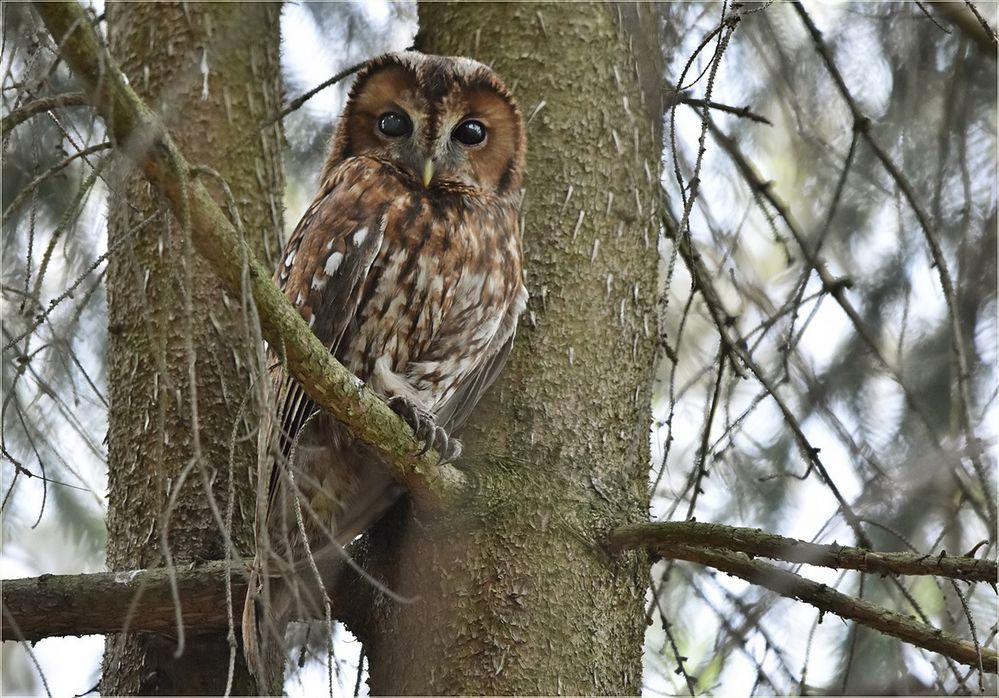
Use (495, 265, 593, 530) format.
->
(102, 3, 283, 694)
(354, 3, 663, 693)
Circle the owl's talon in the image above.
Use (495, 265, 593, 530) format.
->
(428, 425, 462, 465)
(387, 396, 460, 462)
(413, 436, 433, 458)
(437, 436, 463, 465)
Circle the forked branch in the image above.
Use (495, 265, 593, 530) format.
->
(610, 521, 998, 673)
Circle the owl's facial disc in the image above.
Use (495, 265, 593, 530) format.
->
(331, 53, 525, 196)
(373, 106, 487, 190)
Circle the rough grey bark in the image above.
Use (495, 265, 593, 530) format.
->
(101, 3, 283, 694)
(349, 3, 663, 693)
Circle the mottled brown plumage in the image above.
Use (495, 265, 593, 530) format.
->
(243, 51, 527, 685)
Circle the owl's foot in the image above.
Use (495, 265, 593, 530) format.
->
(387, 396, 463, 463)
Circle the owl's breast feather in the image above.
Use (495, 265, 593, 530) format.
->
(340, 163, 522, 409)
(278, 155, 522, 414)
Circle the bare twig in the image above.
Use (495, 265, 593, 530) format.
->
(1, 140, 111, 222)
(3, 213, 135, 353)
(662, 209, 871, 547)
(1, 605, 52, 696)
(219, 60, 367, 165)
(0, 91, 88, 140)
(679, 96, 771, 125)
(914, 1, 954, 35)
(648, 573, 697, 695)
(263, 60, 366, 129)
(700, 111, 993, 533)
(930, 1, 998, 57)
(964, 1, 999, 47)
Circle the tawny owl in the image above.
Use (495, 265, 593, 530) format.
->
(242, 51, 528, 684)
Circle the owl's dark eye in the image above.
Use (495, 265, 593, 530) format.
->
(452, 120, 486, 146)
(377, 111, 412, 138)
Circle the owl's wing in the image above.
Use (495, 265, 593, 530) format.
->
(434, 333, 514, 433)
(265, 162, 388, 497)
(434, 285, 528, 433)
(246, 164, 393, 681)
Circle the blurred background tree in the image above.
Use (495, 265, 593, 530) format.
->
(2, 1, 995, 695)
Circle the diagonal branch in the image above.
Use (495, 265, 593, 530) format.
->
(609, 524, 997, 674)
(30, 0, 466, 510)
(669, 545, 996, 674)
(608, 521, 998, 583)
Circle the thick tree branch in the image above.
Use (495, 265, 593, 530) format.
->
(30, 0, 466, 510)
(8, 519, 996, 658)
(608, 522, 998, 583)
(2, 551, 376, 643)
(609, 523, 997, 673)
(2, 562, 246, 641)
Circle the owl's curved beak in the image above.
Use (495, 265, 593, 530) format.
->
(422, 159, 435, 188)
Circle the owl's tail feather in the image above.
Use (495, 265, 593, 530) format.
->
(241, 459, 404, 690)
(242, 567, 293, 694)
(241, 569, 263, 679)
(242, 552, 350, 692)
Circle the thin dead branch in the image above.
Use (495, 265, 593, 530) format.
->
(1, 91, 88, 140)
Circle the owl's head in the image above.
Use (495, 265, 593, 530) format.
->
(327, 51, 526, 197)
